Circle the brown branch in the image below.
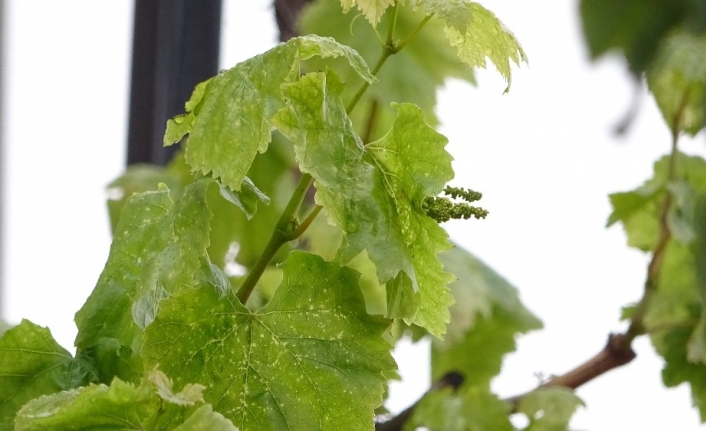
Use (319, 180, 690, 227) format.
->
(504, 333, 636, 411)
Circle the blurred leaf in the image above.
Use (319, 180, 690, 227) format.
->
(0, 320, 94, 431)
(517, 387, 584, 431)
(143, 251, 396, 430)
(647, 31, 706, 135)
(580, 0, 687, 73)
(406, 386, 513, 431)
(607, 153, 706, 251)
(431, 246, 541, 386)
(659, 324, 706, 421)
(440, 245, 541, 343)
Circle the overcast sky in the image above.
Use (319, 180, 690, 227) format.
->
(2, 1, 706, 429)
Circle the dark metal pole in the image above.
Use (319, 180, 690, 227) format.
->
(127, 0, 222, 166)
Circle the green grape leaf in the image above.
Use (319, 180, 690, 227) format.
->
(75, 179, 214, 382)
(517, 387, 584, 431)
(14, 373, 237, 431)
(142, 251, 395, 430)
(300, 0, 475, 138)
(340, 0, 395, 26)
(444, 2, 527, 91)
(411, 0, 473, 34)
(406, 386, 513, 431)
(647, 31, 706, 135)
(0, 320, 93, 431)
(272, 71, 455, 337)
(431, 246, 541, 386)
(163, 35, 372, 192)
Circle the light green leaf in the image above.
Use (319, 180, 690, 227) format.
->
(75, 179, 214, 382)
(406, 386, 513, 431)
(299, 35, 376, 84)
(340, 0, 395, 26)
(15, 380, 154, 431)
(0, 320, 93, 431)
(431, 246, 541, 385)
(517, 387, 584, 431)
(411, 0, 473, 34)
(15, 375, 236, 431)
(163, 35, 372, 192)
(272, 71, 455, 337)
(647, 31, 706, 135)
(444, 2, 526, 91)
(142, 251, 396, 430)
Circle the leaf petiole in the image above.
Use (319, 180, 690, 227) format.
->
(346, 11, 432, 114)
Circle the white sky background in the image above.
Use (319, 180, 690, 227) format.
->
(2, 0, 706, 430)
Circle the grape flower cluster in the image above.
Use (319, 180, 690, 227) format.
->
(422, 186, 489, 223)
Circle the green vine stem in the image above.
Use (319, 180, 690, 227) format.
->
(238, 10, 434, 304)
(236, 173, 314, 303)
